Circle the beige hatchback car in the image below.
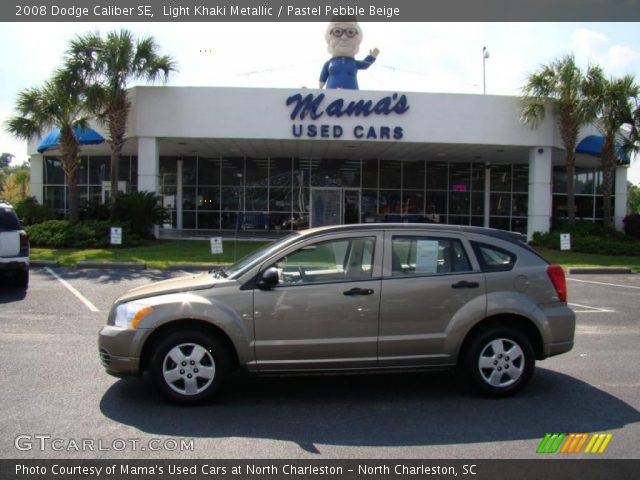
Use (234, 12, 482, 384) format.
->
(99, 224, 575, 403)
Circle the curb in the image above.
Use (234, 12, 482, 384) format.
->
(75, 261, 147, 270)
(31, 260, 60, 268)
(568, 267, 633, 275)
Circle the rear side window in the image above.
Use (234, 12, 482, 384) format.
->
(0, 207, 21, 230)
(391, 236, 471, 276)
(472, 242, 516, 272)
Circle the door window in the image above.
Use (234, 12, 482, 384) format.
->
(391, 237, 471, 276)
(273, 237, 376, 285)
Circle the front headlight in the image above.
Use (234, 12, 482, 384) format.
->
(114, 302, 154, 329)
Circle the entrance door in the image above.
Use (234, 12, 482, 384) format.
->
(343, 189, 361, 224)
(311, 188, 361, 227)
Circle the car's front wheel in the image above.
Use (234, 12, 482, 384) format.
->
(149, 330, 231, 404)
(464, 327, 535, 397)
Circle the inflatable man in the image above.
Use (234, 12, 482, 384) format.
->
(319, 19, 380, 90)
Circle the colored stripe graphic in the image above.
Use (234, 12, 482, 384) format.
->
(536, 433, 566, 453)
(537, 433, 613, 454)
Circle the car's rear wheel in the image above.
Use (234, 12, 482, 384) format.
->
(149, 330, 231, 404)
(464, 327, 535, 397)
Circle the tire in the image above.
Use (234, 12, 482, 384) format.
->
(15, 270, 29, 290)
(149, 330, 231, 404)
(464, 327, 535, 397)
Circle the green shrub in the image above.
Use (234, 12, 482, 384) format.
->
(26, 220, 143, 248)
(531, 222, 640, 256)
(13, 197, 57, 225)
(623, 214, 640, 240)
(113, 191, 168, 238)
(79, 201, 110, 222)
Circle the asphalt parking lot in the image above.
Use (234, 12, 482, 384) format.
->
(0, 268, 639, 459)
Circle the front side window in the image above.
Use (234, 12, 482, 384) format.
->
(391, 237, 471, 276)
(274, 237, 376, 286)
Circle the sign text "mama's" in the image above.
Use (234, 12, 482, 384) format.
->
(286, 93, 410, 121)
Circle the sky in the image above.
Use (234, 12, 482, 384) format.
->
(1, 22, 639, 183)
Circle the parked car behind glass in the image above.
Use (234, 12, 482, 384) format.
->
(99, 224, 575, 403)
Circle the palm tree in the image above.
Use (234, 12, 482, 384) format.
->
(6, 69, 89, 221)
(584, 70, 640, 228)
(65, 29, 176, 214)
(520, 55, 598, 226)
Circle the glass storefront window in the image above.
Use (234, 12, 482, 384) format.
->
(362, 159, 378, 189)
(511, 194, 528, 217)
(553, 166, 566, 193)
(379, 160, 401, 189)
(221, 187, 243, 211)
(244, 158, 268, 186)
(575, 196, 594, 218)
(426, 162, 448, 190)
(244, 187, 268, 211)
(197, 187, 220, 210)
(379, 190, 401, 214)
(449, 163, 471, 192)
(361, 190, 378, 220)
(221, 158, 244, 186)
(270, 158, 293, 187)
(44, 157, 66, 184)
(402, 191, 425, 215)
(512, 164, 529, 193)
(471, 163, 486, 192)
(199, 158, 220, 186)
(89, 156, 109, 184)
(403, 160, 425, 190)
(270, 187, 292, 212)
(182, 187, 197, 210)
(575, 167, 595, 194)
(491, 164, 511, 192)
(198, 212, 220, 229)
(490, 193, 511, 216)
(449, 192, 470, 215)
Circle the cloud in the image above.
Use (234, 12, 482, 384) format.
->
(571, 27, 640, 74)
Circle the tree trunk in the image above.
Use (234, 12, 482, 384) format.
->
(108, 95, 130, 217)
(67, 168, 78, 222)
(565, 154, 576, 227)
(601, 135, 616, 229)
(59, 127, 80, 222)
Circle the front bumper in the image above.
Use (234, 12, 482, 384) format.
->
(98, 325, 148, 376)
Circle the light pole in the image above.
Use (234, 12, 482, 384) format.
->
(482, 46, 490, 95)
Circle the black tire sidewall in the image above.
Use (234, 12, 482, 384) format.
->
(149, 330, 229, 404)
(465, 327, 535, 397)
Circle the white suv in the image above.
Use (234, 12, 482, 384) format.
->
(0, 202, 29, 289)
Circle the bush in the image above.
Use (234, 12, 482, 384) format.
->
(26, 220, 143, 248)
(113, 191, 168, 238)
(79, 202, 110, 222)
(531, 222, 640, 256)
(623, 214, 640, 240)
(13, 197, 57, 226)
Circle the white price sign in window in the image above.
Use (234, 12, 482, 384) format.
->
(415, 240, 439, 273)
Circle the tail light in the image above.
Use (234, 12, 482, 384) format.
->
(547, 264, 567, 302)
(19, 232, 29, 256)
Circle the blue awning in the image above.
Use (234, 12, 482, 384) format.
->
(576, 134, 631, 165)
(37, 126, 105, 153)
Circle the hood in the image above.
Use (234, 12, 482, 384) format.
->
(116, 272, 217, 304)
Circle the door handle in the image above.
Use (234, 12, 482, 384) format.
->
(451, 280, 479, 289)
(343, 287, 374, 296)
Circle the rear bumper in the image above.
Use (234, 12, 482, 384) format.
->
(0, 258, 29, 271)
(541, 304, 576, 358)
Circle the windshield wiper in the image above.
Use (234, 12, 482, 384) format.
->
(209, 267, 228, 279)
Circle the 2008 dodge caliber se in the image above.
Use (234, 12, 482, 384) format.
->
(99, 224, 575, 403)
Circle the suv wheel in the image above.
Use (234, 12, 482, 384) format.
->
(149, 330, 230, 404)
(464, 327, 534, 397)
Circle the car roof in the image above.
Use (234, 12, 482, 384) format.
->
(302, 223, 527, 245)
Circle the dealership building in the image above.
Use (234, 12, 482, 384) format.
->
(28, 86, 630, 239)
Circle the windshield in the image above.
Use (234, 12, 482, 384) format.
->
(222, 232, 302, 279)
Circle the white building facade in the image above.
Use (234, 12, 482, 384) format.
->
(28, 86, 629, 239)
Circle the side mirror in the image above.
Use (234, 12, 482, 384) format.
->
(257, 267, 279, 289)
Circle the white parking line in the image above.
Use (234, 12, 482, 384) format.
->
(569, 302, 615, 313)
(568, 278, 640, 289)
(44, 267, 100, 312)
